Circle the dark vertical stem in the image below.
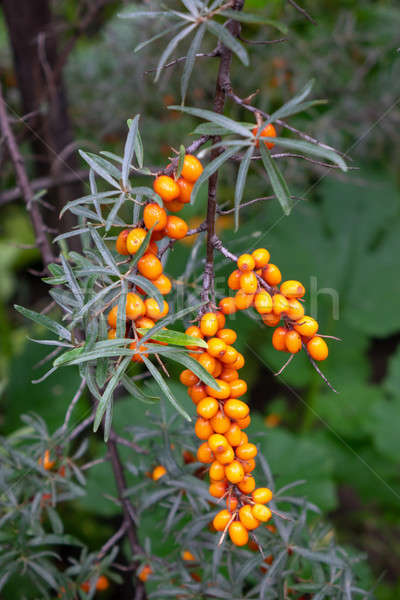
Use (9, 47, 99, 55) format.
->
(202, 0, 245, 307)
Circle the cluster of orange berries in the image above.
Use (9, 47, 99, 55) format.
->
(108, 154, 203, 357)
(179, 311, 273, 547)
(221, 249, 329, 362)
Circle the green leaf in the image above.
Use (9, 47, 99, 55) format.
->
(135, 130, 144, 168)
(126, 274, 164, 312)
(259, 141, 291, 215)
(176, 145, 186, 179)
(14, 305, 71, 341)
(139, 302, 205, 344)
(116, 282, 127, 338)
(94, 356, 131, 434)
(79, 150, 120, 189)
(270, 79, 314, 120)
(137, 328, 208, 348)
(119, 10, 169, 19)
(121, 375, 159, 404)
(142, 356, 191, 421)
(134, 23, 183, 53)
(219, 9, 288, 33)
(122, 115, 140, 187)
(192, 121, 253, 136)
(234, 146, 253, 231)
(170, 105, 252, 138)
(88, 226, 120, 275)
(181, 23, 206, 103)
(60, 255, 83, 308)
(207, 20, 249, 65)
(96, 314, 109, 387)
(54, 344, 133, 368)
(191, 146, 241, 204)
(271, 136, 347, 171)
(270, 98, 328, 121)
(59, 191, 120, 218)
(160, 348, 220, 389)
(155, 23, 197, 82)
(105, 192, 125, 232)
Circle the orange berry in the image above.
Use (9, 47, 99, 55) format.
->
(107, 305, 119, 329)
(183, 450, 196, 464)
(185, 325, 204, 350)
(239, 271, 258, 295)
(180, 369, 199, 387)
(197, 442, 214, 463)
(217, 328, 237, 345)
(307, 336, 328, 361)
(152, 465, 166, 480)
(197, 397, 219, 419)
(138, 564, 153, 582)
(108, 328, 116, 340)
(167, 199, 185, 212)
(182, 550, 196, 562)
(145, 298, 169, 320)
(181, 154, 203, 182)
(231, 353, 245, 370)
(190, 383, 207, 404)
(251, 504, 272, 522)
(216, 446, 235, 465)
(272, 327, 287, 352)
(153, 175, 180, 202)
(287, 298, 305, 321)
(226, 496, 238, 512)
(252, 123, 277, 149)
(252, 248, 270, 268)
(285, 330, 302, 354)
(206, 379, 231, 400)
(126, 292, 146, 320)
(152, 273, 172, 295)
(129, 341, 148, 362)
(177, 176, 193, 203)
(200, 312, 219, 337)
(215, 311, 226, 329)
(224, 399, 249, 421)
(229, 521, 249, 546)
(229, 379, 247, 398)
(209, 480, 227, 498)
(236, 415, 251, 429)
(220, 348, 238, 368)
(210, 411, 231, 434)
(238, 475, 256, 494)
(280, 280, 305, 299)
(236, 443, 257, 460)
(208, 434, 230, 454)
(239, 505, 260, 530)
(252, 488, 273, 504)
(165, 215, 188, 239)
(225, 460, 245, 484)
(254, 291, 273, 314)
(96, 576, 109, 591)
(237, 253, 255, 272)
(228, 269, 241, 290)
(262, 264, 282, 286)
(219, 297, 237, 315)
(219, 368, 239, 383)
(151, 230, 165, 241)
(138, 253, 163, 280)
(262, 312, 281, 327)
(143, 202, 167, 231)
(235, 289, 254, 310)
(238, 431, 248, 446)
(272, 293, 289, 316)
(225, 423, 243, 446)
(213, 360, 223, 378)
(126, 227, 147, 255)
(38, 450, 55, 470)
(116, 229, 130, 255)
(242, 458, 256, 473)
(136, 317, 156, 330)
(210, 460, 225, 481)
(294, 316, 319, 337)
(213, 509, 232, 531)
(207, 337, 227, 358)
(198, 352, 216, 374)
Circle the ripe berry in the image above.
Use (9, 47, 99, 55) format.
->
(38, 450, 55, 470)
(107, 305, 119, 329)
(126, 227, 147, 254)
(254, 291, 273, 314)
(280, 280, 305, 299)
(252, 123, 277, 149)
(226, 423, 243, 447)
(229, 521, 249, 546)
(210, 460, 225, 481)
(229, 379, 247, 398)
(181, 154, 203, 182)
(143, 202, 167, 231)
(239, 505, 260, 530)
(272, 327, 287, 352)
(210, 411, 231, 433)
(208, 434, 230, 454)
(207, 337, 227, 358)
(220, 346, 238, 365)
(242, 458, 256, 473)
(182, 550, 196, 562)
(126, 292, 146, 320)
(213, 360, 223, 378)
(138, 253, 163, 280)
(200, 312, 219, 337)
(228, 269, 241, 290)
(217, 328, 237, 345)
(262, 263, 282, 286)
(190, 383, 207, 404)
(216, 311, 226, 329)
(224, 399, 250, 421)
(285, 329, 302, 354)
(116, 229, 130, 255)
(152, 465, 166, 481)
(152, 273, 172, 295)
(307, 336, 328, 361)
(216, 446, 235, 465)
(252, 487, 273, 504)
(226, 496, 238, 512)
(252, 248, 270, 268)
(206, 379, 231, 400)
(231, 353, 245, 370)
(180, 369, 199, 387)
(108, 328, 116, 340)
(240, 271, 258, 295)
(209, 480, 227, 498)
(287, 298, 305, 321)
(197, 397, 219, 419)
(136, 317, 156, 330)
(225, 460, 245, 484)
(251, 504, 272, 522)
(238, 475, 256, 494)
(237, 253, 255, 272)
(262, 313, 281, 327)
(130, 341, 148, 362)
(220, 367, 239, 383)
(138, 565, 153, 582)
(213, 509, 232, 531)
(198, 352, 216, 374)
(294, 315, 319, 337)
(272, 293, 289, 316)
(167, 199, 185, 212)
(95, 576, 109, 591)
(145, 298, 169, 320)
(197, 442, 214, 463)
(236, 414, 251, 429)
(165, 215, 188, 239)
(153, 175, 180, 202)
(219, 297, 237, 315)
(177, 177, 193, 203)
(236, 443, 257, 460)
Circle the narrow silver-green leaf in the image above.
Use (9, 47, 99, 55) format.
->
(142, 356, 191, 421)
(59, 191, 119, 218)
(122, 115, 140, 187)
(139, 302, 206, 344)
(169, 105, 252, 138)
(192, 121, 253, 136)
(94, 356, 131, 433)
(126, 274, 164, 312)
(176, 145, 186, 179)
(137, 328, 208, 348)
(181, 23, 206, 103)
(105, 193, 126, 232)
(14, 305, 71, 341)
(219, 9, 288, 33)
(79, 150, 120, 189)
(121, 375, 159, 404)
(161, 349, 220, 389)
(134, 23, 183, 53)
(155, 23, 197, 82)
(234, 145, 253, 231)
(207, 20, 249, 65)
(89, 226, 120, 275)
(271, 136, 347, 171)
(116, 282, 127, 338)
(191, 146, 240, 204)
(270, 79, 314, 121)
(60, 255, 83, 308)
(259, 142, 291, 215)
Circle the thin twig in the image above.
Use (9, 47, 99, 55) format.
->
(0, 169, 89, 206)
(163, 135, 210, 177)
(109, 432, 149, 455)
(97, 521, 129, 560)
(61, 378, 87, 434)
(287, 0, 317, 25)
(144, 50, 219, 74)
(68, 414, 95, 441)
(217, 195, 276, 214)
(81, 455, 109, 471)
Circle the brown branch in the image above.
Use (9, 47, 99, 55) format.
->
(0, 84, 55, 267)
(109, 431, 149, 455)
(60, 377, 87, 434)
(217, 195, 276, 214)
(0, 169, 89, 206)
(163, 135, 210, 177)
(144, 49, 220, 74)
(287, 0, 317, 25)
